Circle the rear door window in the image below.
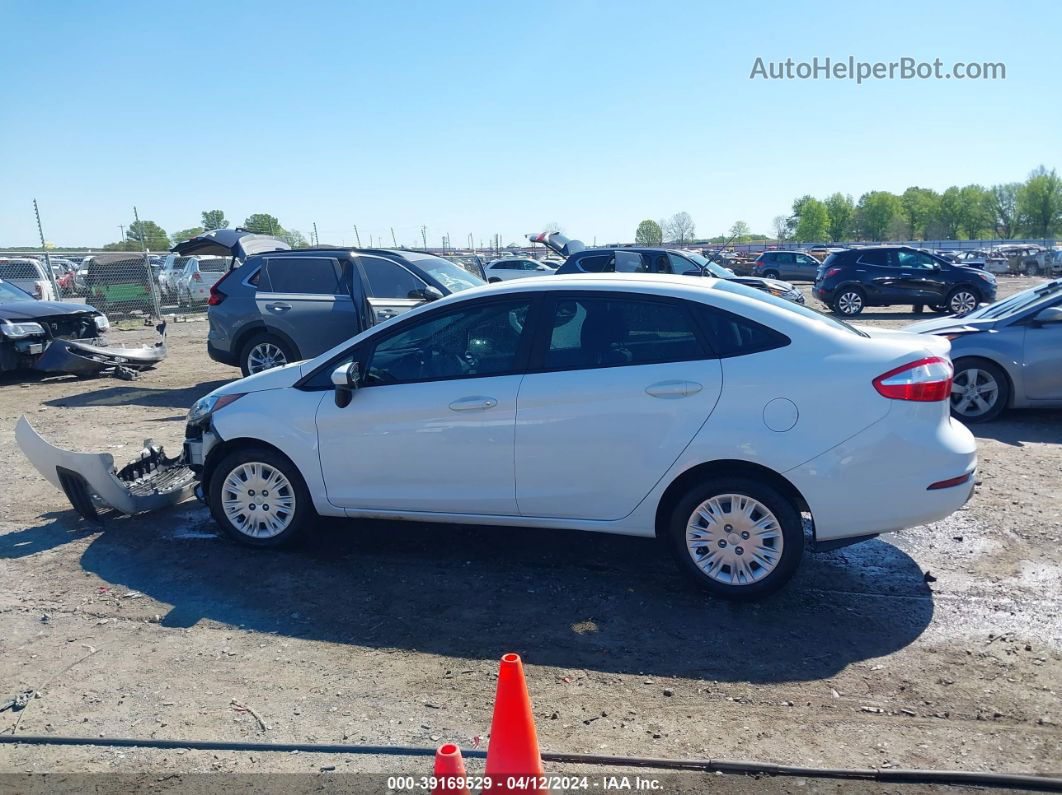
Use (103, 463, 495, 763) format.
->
(614, 251, 650, 273)
(358, 256, 425, 298)
(261, 257, 341, 294)
(856, 250, 892, 267)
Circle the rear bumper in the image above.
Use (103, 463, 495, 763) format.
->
(207, 339, 238, 367)
(787, 406, 977, 541)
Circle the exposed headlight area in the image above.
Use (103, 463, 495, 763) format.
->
(0, 321, 46, 338)
(187, 393, 245, 427)
(93, 313, 110, 333)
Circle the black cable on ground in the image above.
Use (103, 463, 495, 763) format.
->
(1, 734, 1060, 792)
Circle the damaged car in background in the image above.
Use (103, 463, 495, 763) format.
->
(0, 277, 166, 378)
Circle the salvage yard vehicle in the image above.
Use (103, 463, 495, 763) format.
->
(143, 273, 975, 601)
(751, 250, 822, 282)
(483, 257, 556, 282)
(0, 277, 166, 376)
(0, 257, 56, 301)
(81, 253, 156, 315)
(175, 256, 228, 305)
(814, 246, 997, 316)
(906, 279, 1062, 422)
(536, 232, 805, 304)
(206, 247, 485, 376)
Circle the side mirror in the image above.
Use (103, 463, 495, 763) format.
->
(1032, 306, 1062, 326)
(408, 286, 444, 302)
(332, 361, 361, 408)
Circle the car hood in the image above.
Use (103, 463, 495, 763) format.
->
(212, 359, 306, 396)
(902, 315, 995, 334)
(170, 229, 290, 260)
(731, 276, 796, 292)
(0, 300, 100, 320)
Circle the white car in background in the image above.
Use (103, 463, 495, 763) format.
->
(175, 256, 229, 305)
(182, 274, 976, 600)
(0, 258, 56, 301)
(483, 257, 556, 282)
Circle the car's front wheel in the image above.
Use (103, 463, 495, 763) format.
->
(208, 447, 314, 547)
(831, 287, 865, 316)
(950, 358, 1009, 423)
(667, 478, 804, 600)
(947, 287, 979, 316)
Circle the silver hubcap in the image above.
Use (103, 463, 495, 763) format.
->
(950, 291, 977, 314)
(686, 494, 784, 586)
(951, 368, 998, 418)
(221, 462, 296, 538)
(837, 292, 862, 314)
(247, 342, 287, 373)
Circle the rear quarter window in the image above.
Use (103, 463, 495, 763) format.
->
(574, 254, 614, 273)
(693, 305, 790, 357)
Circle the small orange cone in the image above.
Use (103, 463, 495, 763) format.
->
(432, 743, 472, 795)
(485, 653, 547, 793)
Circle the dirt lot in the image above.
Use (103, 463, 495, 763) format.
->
(0, 278, 1059, 786)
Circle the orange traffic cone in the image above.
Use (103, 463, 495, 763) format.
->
(432, 743, 471, 795)
(485, 653, 547, 794)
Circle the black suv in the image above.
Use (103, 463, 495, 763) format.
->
(813, 246, 997, 316)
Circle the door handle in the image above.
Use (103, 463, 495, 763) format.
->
(449, 396, 498, 411)
(377, 309, 398, 319)
(645, 380, 702, 399)
(266, 302, 291, 312)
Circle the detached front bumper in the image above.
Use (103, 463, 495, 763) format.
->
(34, 337, 167, 377)
(15, 416, 195, 522)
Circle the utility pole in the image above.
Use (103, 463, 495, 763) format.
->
(391, 227, 398, 247)
(369, 234, 374, 247)
(132, 205, 162, 319)
(33, 199, 61, 299)
(353, 225, 362, 247)
(119, 224, 125, 241)
(420, 225, 428, 251)
(312, 222, 319, 246)
(468, 233, 474, 255)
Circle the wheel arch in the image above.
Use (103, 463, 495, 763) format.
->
(201, 436, 301, 501)
(232, 323, 302, 363)
(951, 354, 1016, 409)
(653, 459, 812, 541)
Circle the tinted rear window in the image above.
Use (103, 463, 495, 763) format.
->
(261, 257, 340, 294)
(575, 254, 614, 273)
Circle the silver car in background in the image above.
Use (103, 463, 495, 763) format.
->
(906, 279, 1062, 422)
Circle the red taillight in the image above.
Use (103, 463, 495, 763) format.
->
(193, 271, 202, 282)
(927, 471, 974, 490)
(825, 267, 841, 278)
(873, 356, 953, 402)
(207, 268, 236, 306)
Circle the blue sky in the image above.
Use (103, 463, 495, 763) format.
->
(1, 0, 1059, 247)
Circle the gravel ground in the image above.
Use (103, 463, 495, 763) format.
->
(0, 277, 1058, 787)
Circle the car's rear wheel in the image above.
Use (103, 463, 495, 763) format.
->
(667, 478, 804, 600)
(947, 287, 979, 316)
(763, 269, 780, 280)
(208, 447, 313, 548)
(240, 333, 296, 377)
(950, 358, 1009, 423)
(831, 287, 865, 316)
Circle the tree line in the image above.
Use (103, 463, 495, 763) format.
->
(103, 210, 310, 252)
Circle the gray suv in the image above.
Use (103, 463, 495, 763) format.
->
(751, 250, 822, 281)
(206, 248, 485, 375)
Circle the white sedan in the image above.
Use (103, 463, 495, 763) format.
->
(483, 257, 556, 282)
(183, 274, 976, 599)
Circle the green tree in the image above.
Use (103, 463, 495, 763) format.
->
(1017, 166, 1062, 237)
(956, 185, 992, 238)
(663, 212, 696, 244)
(201, 210, 228, 231)
(126, 220, 170, 250)
(771, 215, 789, 241)
(900, 187, 940, 240)
(854, 192, 904, 241)
(793, 198, 830, 242)
(171, 226, 205, 243)
(988, 183, 1020, 239)
(243, 213, 282, 235)
(822, 193, 853, 241)
(278, 228, 309, 248)
(102, 239, 140, 252)
(635, 219, 663, 246)
(729, 220, 751, 241)
(937, 187, 964, 239)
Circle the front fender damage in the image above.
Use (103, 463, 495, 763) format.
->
(15, 416, 194, 523)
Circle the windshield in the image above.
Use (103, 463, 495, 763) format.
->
(406, 254, 485, 292)
(0, 279, 33, 303)
(966, 280, 1062, 320)
(714, 279, 868, 337)
(683, 252, 733, 279)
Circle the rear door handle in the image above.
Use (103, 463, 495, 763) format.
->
(645, 380, 702, 399)
(266, 302, 291, 312)
(449, 396, 498, 411)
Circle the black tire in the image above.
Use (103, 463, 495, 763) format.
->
(763, 269, 780, 280)
(831, 286, 865, 316)
(931, 304, 950, 314)
(912, 304, 924, 314)
(950, 357, 1009, 424)
(240, 333, 297, 377)
(667, 477, 804, 600)
(208, 447, 314, 548)
(946, 286, 980, 316)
